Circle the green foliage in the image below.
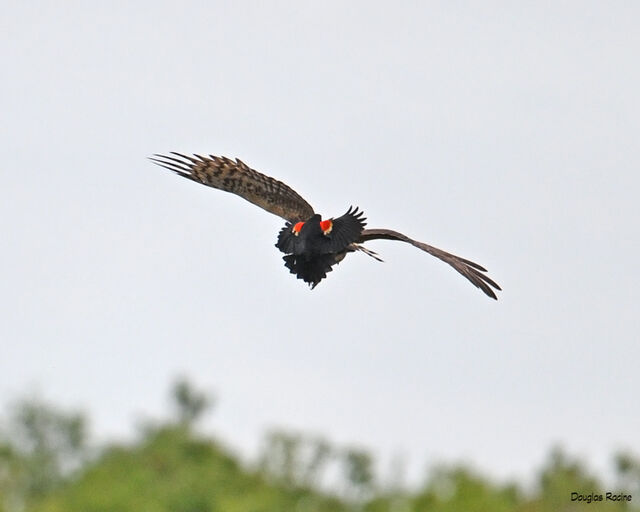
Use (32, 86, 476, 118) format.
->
(342, 447, 375, 501)
(24, 426, 349, 512)
(616, 452, 640, 499)
(0, 382, 638, 512)
(524, 448, 632, 512)
(408, 465, 519, 512)
(0, 395, 87, 511)
(258, 431, 332, 490)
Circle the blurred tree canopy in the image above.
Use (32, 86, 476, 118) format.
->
(0, 381, 637, 512)
(171, 377, 212, 428)
(0, 395, 87, 511)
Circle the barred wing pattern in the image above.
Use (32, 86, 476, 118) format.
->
(150, 153, 315, 223)
(358, 229, 501, 299)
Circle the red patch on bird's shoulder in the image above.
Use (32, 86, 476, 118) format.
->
(320, 219, 333, 235)
(292, 221, 304, 235)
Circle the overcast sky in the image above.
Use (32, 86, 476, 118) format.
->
(2, 1, 639, 485)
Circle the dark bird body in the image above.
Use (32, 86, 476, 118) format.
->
(150, 152, 501, 299)
(276, 209, 367, 288)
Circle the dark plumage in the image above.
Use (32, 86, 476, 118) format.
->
(276, 208, 366, 255)
(276, 208, 367, 288)
(150, 152, 501, 298)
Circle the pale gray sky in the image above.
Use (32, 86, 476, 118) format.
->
(2, 1, 639, 484)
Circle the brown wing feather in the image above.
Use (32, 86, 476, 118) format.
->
(359, 228, 501, 300)
(149, 152, 315, 223)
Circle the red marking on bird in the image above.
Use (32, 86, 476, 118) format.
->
(320, 219, 333, 235)
(292, 221, 304, 234)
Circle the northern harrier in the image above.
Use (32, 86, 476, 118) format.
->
(150, 153, 501, 299)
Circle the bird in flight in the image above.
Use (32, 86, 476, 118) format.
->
(150, 153, 501, 299)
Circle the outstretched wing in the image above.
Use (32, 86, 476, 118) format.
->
(149, 152, 315, 223)
(326, 206, 367, 253)
(359, 228, 501, 300)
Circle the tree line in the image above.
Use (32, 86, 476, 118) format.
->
(0, 379, 637, 512)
